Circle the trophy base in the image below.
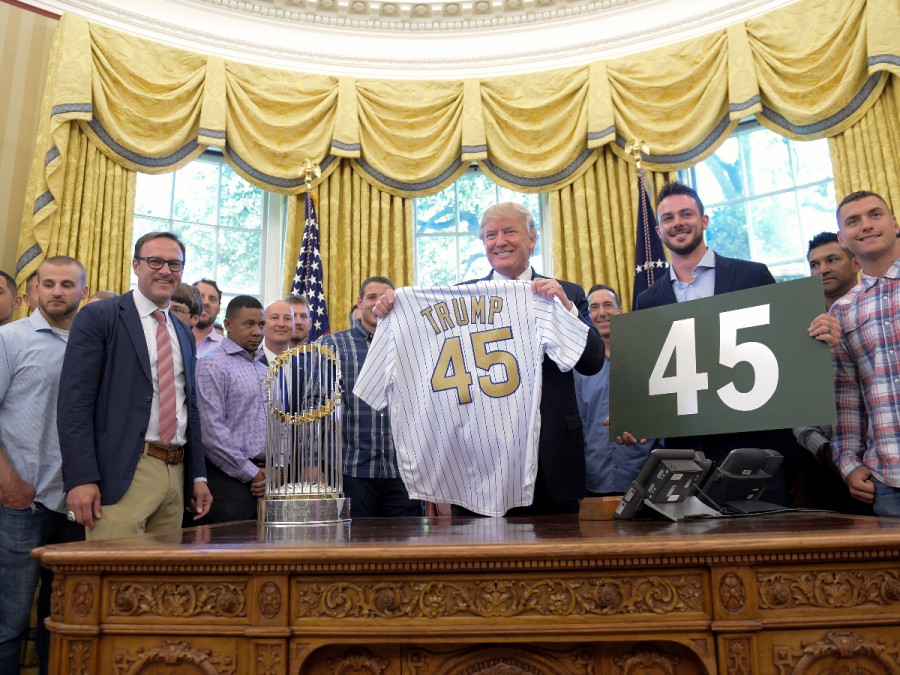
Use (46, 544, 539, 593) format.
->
(258, 496, 351, 526)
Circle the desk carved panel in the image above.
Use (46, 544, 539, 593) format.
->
(108, 580, 247, 619)
(295, 574, 705, 621)
(757, 568, 900, 610)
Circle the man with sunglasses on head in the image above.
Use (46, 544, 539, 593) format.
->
(58, 232, 212, 539)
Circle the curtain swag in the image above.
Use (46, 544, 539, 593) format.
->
(15, 0, 900, 288)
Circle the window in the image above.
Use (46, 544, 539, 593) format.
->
(414, 167, 549, 285)
(132, 153, 285, 313)
(680, 123, 835, 280)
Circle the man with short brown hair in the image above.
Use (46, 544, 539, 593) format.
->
(192, 278, 224, 357)
(0, 256, 88, 674)
(59, 232, 212, 539)
(286, 294, 312, 348)
(831, 191, 900, 517)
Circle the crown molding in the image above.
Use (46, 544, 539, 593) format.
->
(21, 0, 800, 78)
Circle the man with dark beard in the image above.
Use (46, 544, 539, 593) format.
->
(633, 182, 837, 506)
(0, 256, 88, 674)
(634, 181, 776, 309)
(192, 278, 224, 357)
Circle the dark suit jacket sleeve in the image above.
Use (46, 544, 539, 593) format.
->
(57, 302, 110, 490)
(175, 318, 206, 484)
(758, 263, 776, 286)
(560, 279, 605, 377)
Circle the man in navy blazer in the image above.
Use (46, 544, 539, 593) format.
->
(58, 232, 211, 538)
(377, 202, 605, 515)
(632, 182, 838, 504)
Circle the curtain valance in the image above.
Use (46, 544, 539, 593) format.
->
(16, 0, 900, 283)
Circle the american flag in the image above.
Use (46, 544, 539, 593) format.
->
(632, 173, 667, 310)
(290, 191, 330, 340)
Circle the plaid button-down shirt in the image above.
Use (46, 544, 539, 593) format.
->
(318, 322, 398, 479)
(831, 257, 900, 487)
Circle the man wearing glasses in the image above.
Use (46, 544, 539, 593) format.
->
(58, 232, 212, 539)
(170, 283, 204, 331)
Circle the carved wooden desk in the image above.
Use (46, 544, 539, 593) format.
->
(34, 512, 900, 674)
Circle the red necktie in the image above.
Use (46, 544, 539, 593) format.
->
(152, 309, 177, 445)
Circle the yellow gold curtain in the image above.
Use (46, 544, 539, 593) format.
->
(549, 147, 673, 309)
(21, 124, 135, 298)
(282, 160, 413, 331)
(15, 0, 899, 301)
(829, 76, 900, 211)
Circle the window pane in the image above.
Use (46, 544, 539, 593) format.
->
(694, 136, 742, 202)
(217, 229, 262, 294)
(458, 173, 497, 233)
(705, 203, 751, 260)
(747, 192, 801, 264)
(219, 165, 263, 230)
(415, 186, 457, 234)
(417, 236, 457, 285)
(683, 125, 834, 283)
(135, 173, 173, 218)
(173, 161, 219, 226)
(798, 182, 837, 242)
(745, 130, 793, 195)
(133, 215, 169, 240)
(793, 139, 833, 186)
(177, 223, 217, 282)
(460, 235, 490, 281)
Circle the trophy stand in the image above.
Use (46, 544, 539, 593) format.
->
(258, 342, 350, 530)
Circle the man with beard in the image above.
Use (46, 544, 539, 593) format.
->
(635, 182, 776, 309)
(194, 295, 269, 524)
(0, 256, 87, 674)
(633, 182, 838, 505)
(192, 278, 224, 357)
(286, 294, 312, 348)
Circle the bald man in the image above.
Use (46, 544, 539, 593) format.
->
(262, 300, 294, 365)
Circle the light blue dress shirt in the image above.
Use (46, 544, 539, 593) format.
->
(670, 247, 717, 302)
(0, 312, 69, 512)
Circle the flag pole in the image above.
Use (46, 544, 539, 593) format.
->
(626, 139, 667, 310)
(290, 159, 331, 341)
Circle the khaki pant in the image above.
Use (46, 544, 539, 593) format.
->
(86, 451, 184, 540)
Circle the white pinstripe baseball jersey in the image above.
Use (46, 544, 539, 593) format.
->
(353, 281, 589, 516)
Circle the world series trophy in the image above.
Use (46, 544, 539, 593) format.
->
(258, 342, 350, 528)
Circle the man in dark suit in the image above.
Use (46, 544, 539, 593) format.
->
(376, 202, 605, 515)
(58, 232, 212, 539)
(635, 182, 776, 310)
(633, 182, 837, 504)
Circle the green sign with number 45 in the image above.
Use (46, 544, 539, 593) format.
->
(609, 275, 836, 439)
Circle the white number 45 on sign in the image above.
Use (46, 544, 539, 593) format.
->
(648, 304, 779, 415)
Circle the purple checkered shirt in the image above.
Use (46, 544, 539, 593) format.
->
(830, 257, 900, 487)
(196, 338, 269, 483)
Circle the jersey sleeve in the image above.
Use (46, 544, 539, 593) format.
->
(352, 314, 397, 411)
(537, 295, 589, 372)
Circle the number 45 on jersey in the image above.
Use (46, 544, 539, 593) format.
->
(608, 276, 836, 440)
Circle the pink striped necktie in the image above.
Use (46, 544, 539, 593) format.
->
(152, 309, 177, 445)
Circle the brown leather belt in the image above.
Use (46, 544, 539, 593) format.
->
(143, 441, 184, 465)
